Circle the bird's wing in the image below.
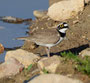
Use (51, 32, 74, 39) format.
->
(30, 29, 60, 44)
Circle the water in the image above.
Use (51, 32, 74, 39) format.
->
(0, 0, 48, 62)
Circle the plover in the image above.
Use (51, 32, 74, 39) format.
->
(15, 22, 69, 57)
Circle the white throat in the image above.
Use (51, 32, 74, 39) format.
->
(59, 28, 67, 33)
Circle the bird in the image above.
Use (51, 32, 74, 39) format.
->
(15, 22, 69, 57)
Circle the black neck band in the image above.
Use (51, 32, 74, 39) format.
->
(57, 30, 66, 37)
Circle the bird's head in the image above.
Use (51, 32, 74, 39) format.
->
(57, 22, 69, 33)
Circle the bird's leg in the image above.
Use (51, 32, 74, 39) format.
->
(45, 47, 50, 57)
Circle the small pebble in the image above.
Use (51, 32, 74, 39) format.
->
(84, 31, 88, 34)
(0, 43, 4, 54)
(82, 35, 86, 39)
(88, 15, 90, 17)
(76, 16, 79, 19)
(73, 20, 79, 24)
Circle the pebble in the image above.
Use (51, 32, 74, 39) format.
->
(73, 20, 79, 24)
(0, 43, 4, 54)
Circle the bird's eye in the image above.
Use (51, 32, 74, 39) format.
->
(60, 24, 64, 28)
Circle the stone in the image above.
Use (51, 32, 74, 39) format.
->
(33, 10, 48, 19)
(5, 49, 40, 68)
(38, 56, 61, 73)
(48, 0, 84, 21)
(28, 74, 83, 83)
(79, 48, 90, 57)
(0, 26, 5, 30)
(85, 0, 90, 4)
(0, 16, 32, 24)
(49, 0, 63, 6)
(22, 41, 38, 50)
(49, 0, 90, 6)
(0, 57, 24, 78)
(0, 43, 4, 54)
(73, 20, 79, 24)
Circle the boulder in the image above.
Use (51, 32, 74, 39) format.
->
(33, 10, 48, 19)
(49, 0, 63, 6)
(38, 56, 61, 73)
(48, 0, 84, 21)
(5, 49, 40, 68)
(79, 48, 90, 57)
(49, 0, 89, 6)
(85, 0, 90, 4)
(0, 57, 24, 78)
(28, 74, 83, 83)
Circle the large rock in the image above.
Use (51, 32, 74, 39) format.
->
(0, 57, 24, 78)
(33, 10, 48, 19)
(79, 48, 90, 57)
(85, 0, 90, 4)
(49, 0, 89, 6)
(49, 0, 63, 6)
(5, 49, 40, 68)
(48, 0, 84, 21)
(28, 74, 83, 83)
(38, 56, 61, 73)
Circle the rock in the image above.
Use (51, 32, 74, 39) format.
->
(38, 56, 61, 73)
(48, 0, 84, 21)
(79, 48, 90, 57)
(22, 41, 38, 50)
(73, 20, 79, 24)
(85, 0, 90, 4)
(49, 0, 63, 6)
(33, 10, 48, 19)
(0, 16, 32, 24)
(5, 49, 40, 68)
(0, 43, 4, 54)
(0, 57, 24, 78)
(28, 74, 83, 83)
(0, 26, 5, 30)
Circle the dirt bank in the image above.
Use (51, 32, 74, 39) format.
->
(22, 4, 90, 57)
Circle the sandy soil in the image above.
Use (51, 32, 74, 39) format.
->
(22, 4, 90, 57)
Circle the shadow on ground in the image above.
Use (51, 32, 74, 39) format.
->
(50, 44, 89, 56)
